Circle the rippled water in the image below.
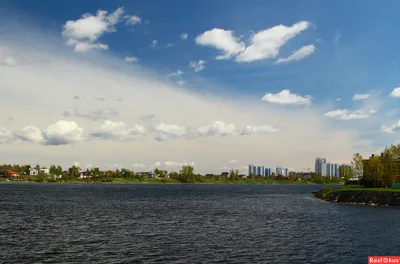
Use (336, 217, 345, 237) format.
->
(0, 183, 399, 264)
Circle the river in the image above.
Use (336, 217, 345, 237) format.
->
(0, 183, 399, 263)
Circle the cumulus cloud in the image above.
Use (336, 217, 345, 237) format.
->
(275, 44, 316, 64)
(124, 15, 141, 25)
(155, 121, 239, 141)
(195, 121, 237, 137)
(124, 56, 138, 63)
(189, 60, 206, 72)
(261, 90, 312, 105)
(241, 125, 280, 135)
(155, 123, 187, 141)
(163, 160, 196, 169)
(89, 120, 146, 141)
(16, 121, 84, 145)
(0, 128, 14, 144)
(336, 98, 342, 101)
(236, 21, 310, 63)
(165, 69, 184, 78)
(62, 7, 124, 52)
(132, 164, 145, 169)
(62, 107, 118, 121)
(196, 21, 311, 63)
(380, 121, 400, 134)
(196, 29, 245, 60)
(181, 33, 188, 40)
(325, 109, 377, 120)
(389, 87, 400, 98)
(352, 93, 370, 100)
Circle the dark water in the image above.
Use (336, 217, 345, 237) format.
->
(0, 184, 399, 264)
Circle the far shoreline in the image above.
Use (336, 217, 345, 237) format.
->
(0, 179, 343, 185)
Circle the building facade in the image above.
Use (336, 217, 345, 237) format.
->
(315, 157, 340, 177)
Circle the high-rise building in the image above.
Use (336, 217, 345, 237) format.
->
(256, 166, 261, 176)
(315, 158, 341, 177)
(284, 168, 289, 177)
(253, 166, 257, 175)
(265, 168, 271, 177)
(248, 165, 254, 176)
(261, 166, 265, 177)
(315, 157, 322, 174)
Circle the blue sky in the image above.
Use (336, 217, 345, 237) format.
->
(3, 0, 400, 99)
(0, 0, 399, 172)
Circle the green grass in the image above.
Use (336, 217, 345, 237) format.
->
(339, 186, 400, 192)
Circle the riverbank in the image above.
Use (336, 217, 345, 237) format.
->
(313, 187, 400, 207)
(1, 178, 343, 185)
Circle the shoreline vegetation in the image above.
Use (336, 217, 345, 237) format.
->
(0, 164, 343, 185)
(1, 178, 342, 185)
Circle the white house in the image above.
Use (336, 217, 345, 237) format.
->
(40, 167, 50, 175)
(29, 168, 38, 176)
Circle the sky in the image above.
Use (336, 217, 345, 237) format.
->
(1, 0, 400, 173)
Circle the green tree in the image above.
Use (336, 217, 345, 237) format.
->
(56, 166, 63, 175)
(49, 165, 57, 175)
(179, 165, 194, 183)
(68, 166, 79, 177)
(351, 153, 364, 185)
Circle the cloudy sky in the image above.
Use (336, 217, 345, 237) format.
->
(1, 0, 400, 173)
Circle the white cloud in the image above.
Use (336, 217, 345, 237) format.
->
(241, 125, 280, 135)
(124, 15, 141, 25)
(236, 21, 311, 63)
(261, 90, 312, 105)
(181, 33, 188, 40)
(155, 123, 187, 141)
(336, 98, 342, 101)
(389, 87, 400, 98)
(176, 80, 185, 85)
(380, 121, 400, 134)
(195, 121, 237, 137)
(89, 120, 146, 141)
(16, 121, 84, 145)
(124, 56, 138, 63)
(166, 43, 174, 47)
(325, 109, 377, 120)
(165, 70, 183, 78)
(151, 40, 158, 48)
(62, 7, 124, 52)
(66, 40, 108, 52)
(275, 44, 316, 64)
(189, 60, 206, 72)
(132, 164, 144, 169)
(196, 28, 245, 60)
(352, 93, 370, 100)
(0, 128, 14, 144)
(155, 121, 239, 141)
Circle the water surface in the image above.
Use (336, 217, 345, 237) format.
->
(0, 183, 399, 263)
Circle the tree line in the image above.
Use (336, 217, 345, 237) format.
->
(349, 143, 400, 188)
